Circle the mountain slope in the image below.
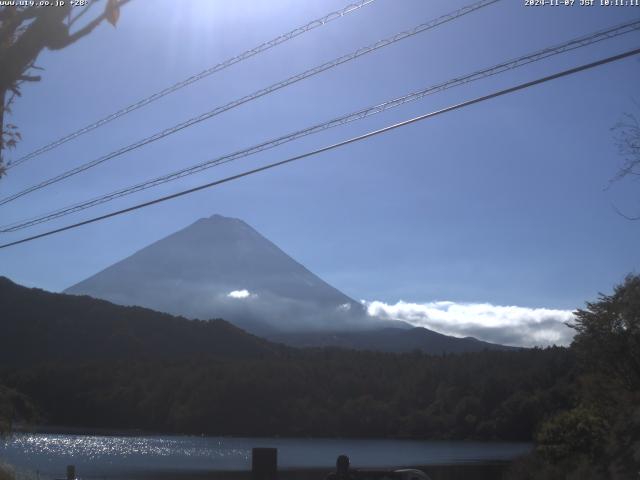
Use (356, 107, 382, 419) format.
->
(65, 214, 377, 334)
(0, 276, 283, 366)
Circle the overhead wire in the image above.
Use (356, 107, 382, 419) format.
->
(0, 0, 500, 206)
(5, 0, 377, 170)
(1, 46, 638, 250)
(2, 18, 638, 233)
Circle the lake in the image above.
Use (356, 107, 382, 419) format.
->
(0, 433, 531, 479)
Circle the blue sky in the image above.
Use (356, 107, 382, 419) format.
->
(0, 0, 639, 344)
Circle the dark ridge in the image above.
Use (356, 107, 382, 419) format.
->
(0, 276, 286, 366)
(269, 327, 517, 355)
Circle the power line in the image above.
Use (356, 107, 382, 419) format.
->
(1, 46, 638, 250)
(5, 0, 376, 170)
(2, 19, 638, 233)
(0, 0, 500, 207)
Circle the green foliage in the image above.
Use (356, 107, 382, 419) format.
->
(535, 407, 608, 461)
(506, 452, 606, 480)
(571, 274, 640, 391)
(0, 385, 37, 437)
(0, 461, 39, 480)
(0, 392, 9, 436)
(508, 274, 640, 479)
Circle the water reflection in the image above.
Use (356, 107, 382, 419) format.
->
(1, 433, 531, 479)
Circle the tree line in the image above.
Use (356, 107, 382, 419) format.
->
(1, 347, 575, 441)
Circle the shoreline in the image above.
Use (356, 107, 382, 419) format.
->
(3, 432, 526, 480)
(70, 463, 514, 480)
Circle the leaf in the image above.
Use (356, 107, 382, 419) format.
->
(105, 0, 120, 27)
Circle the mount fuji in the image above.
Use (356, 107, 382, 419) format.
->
(65, 214, 384, 334)
(65, 214, 511, 353)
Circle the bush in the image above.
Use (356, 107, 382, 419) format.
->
(535, 407, 609, 461)
(0, 462, 15, 480)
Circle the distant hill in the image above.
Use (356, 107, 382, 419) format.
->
(270, 327, 516, 354)
(0, 276, 283, 366)
(65, 214, 383, 334)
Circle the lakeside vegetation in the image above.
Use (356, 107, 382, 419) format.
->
(506, 274, 639, 479)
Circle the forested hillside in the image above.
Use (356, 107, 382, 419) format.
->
(2, 348, 574, 440)
(0, 276, 284, 365)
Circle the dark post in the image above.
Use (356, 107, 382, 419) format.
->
(336, 455, 350, 479)
(66, 465, 75, 480)
(252, 447, 277, 480)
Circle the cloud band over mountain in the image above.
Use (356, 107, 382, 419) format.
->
(365, 300, 575, 347)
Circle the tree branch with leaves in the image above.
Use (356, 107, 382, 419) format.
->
(611, 101, 640, 220)
(0, 0, 129, 177)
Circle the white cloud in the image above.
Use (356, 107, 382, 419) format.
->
(365, 300, 575, 347)
(337, 303, 352, 312)
(227, 289, 252, 299)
